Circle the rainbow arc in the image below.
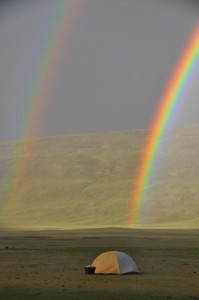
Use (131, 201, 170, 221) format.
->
(130, 25, 199, 225)
(2, 0, 82, 227)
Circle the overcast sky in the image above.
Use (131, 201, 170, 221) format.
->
(0, 0, 199, 141)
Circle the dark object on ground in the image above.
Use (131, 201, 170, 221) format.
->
(84, 265, 96, 274)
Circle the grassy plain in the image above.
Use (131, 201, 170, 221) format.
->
(0, 125, 199, 229)
(0, 228, 198, 299)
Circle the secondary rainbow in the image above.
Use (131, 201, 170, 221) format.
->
(130, 24, 199, 225)
(1, 0, 83, 227)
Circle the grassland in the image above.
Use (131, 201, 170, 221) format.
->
(0, 228, 198, 299)
(0, 125, 199, 229)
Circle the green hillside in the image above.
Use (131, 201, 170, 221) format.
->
(0, 126, 199, 229)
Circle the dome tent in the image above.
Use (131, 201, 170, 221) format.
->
(91, 251, 139, 274)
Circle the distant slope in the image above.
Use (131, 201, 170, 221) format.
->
(0, 125, 199, 229)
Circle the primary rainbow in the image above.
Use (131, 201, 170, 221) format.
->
(130, 24, 199, 225)
(2, 0, 83, 227)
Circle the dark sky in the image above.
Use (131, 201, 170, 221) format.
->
(0, 0, 199, 141)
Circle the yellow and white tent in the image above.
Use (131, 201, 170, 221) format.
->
(92, 251, 139, 274)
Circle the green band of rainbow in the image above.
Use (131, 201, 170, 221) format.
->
(130, 25, 199, 225)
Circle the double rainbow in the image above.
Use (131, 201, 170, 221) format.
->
(130, 25, 199, 225)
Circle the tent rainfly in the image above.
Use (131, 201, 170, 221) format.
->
(88, 251, 139, 275)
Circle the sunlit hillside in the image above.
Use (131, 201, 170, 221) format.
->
(0, 125, 199, 229)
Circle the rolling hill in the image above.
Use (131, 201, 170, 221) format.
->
(0, 125, 199, 229)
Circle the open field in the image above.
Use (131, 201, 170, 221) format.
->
(0, 228, 198, 299)
(0, 125, 199, 229)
